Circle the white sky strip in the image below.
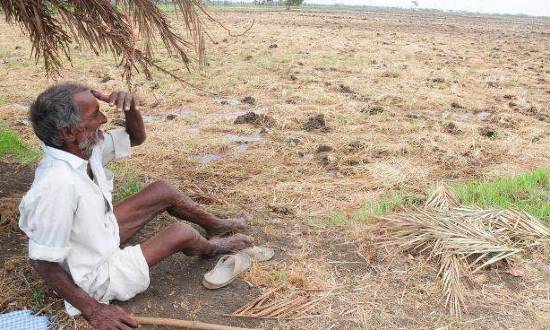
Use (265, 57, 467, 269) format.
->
(227, 0, 550, 17)
(304, 0, 550, 17)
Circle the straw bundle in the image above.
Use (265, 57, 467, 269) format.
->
(380, 185, 550, 316)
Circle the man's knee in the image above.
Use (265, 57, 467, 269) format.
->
(167, 223, 201, 246)
(147, 180, 180, 201)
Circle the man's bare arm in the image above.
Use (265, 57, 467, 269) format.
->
(30, 260, 137, 329)
(91, 90, 146, 146)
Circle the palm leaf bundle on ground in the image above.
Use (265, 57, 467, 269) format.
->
(379, 184, 550, 316)
(0, 0, 212, 83)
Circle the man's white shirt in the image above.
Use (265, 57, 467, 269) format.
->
(19, 129, 135, 315)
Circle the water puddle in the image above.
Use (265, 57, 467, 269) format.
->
(142, 114, 163, 123)
(194, 153, 223, 165)
(225, 134, 265, 144)
(142, 109, 196, 123)
(215, 97, 240, 106)
(235, 144, 249, 153)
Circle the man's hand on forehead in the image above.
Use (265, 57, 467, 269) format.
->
(91, 90, 140, 113)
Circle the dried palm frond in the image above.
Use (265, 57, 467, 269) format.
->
(0, 0, 214, 84)
(438, 253, 467, 316)
(379, 192, 550, 316)
(425, 183, 461, 210)
(228, 287, 330, 320)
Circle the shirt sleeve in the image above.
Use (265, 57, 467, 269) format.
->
(96, 129, 131, 166)
(18, 169, 77, 263)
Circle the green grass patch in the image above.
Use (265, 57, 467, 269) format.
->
(455, 168, 550, 220)
(351, 192, 419, 223)
(109, 163, 143, 202)
(0, 126, 41, 163)
(117, 177, 142, 202)
(30, 288, 46, 310)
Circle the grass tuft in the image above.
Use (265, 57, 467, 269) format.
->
(0, 126, 41, 164)
(455, 168, 550, 220)
(109, 162, 144, 202)
(352, 192, 419, 222)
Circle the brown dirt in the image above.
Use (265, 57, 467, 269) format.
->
(234, 112, 276, 128)
(0, 161, 34, 198)
(0, 161, 33, 263)
(302, 114, 326, 131)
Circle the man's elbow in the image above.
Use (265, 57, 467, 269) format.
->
(131, 132, 146, 146)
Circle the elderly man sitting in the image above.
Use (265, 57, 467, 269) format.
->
(19, 83, 253, 329)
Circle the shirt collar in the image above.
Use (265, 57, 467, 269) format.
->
(43, 145, 88, 170)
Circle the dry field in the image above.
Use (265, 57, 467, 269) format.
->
(1, 7, 550, 329)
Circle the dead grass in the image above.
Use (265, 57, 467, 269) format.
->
(1, 6, 549, 330)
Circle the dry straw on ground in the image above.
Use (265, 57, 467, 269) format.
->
(229, 286, 331, 320)
(379, 184, 550, 316)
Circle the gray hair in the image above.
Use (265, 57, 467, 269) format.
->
(30, 83, 89, 148)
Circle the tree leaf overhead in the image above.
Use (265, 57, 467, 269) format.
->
(0, 0, 211, 83)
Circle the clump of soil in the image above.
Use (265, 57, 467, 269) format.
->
(432, 77, 446, 83)
(303, 114, 327, 131)
(361, 105, 384, 115)
(346, 140, 366, 151)
(100, 73, 113, 83)
(450, 102, 463, 109)
(290, 74, 298, 81)
(479, 126, 497, 138)
(444, 122, 461, 134)
(234, 112, 276, 128)
(287, 138, 301, 146)
(241, 96, 256, 105)
(337, 84, 355, 94)
(406, 112, 424, 119)
(269, 205, 294, 216)
(316, 153, 337, 166)
(316, 144, 333, 153)
(268, 43, 278, 49)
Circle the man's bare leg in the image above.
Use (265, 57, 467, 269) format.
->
(115, 181, 248, 243)
(140, 223, 253, 267)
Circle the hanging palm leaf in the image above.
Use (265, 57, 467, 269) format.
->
(0, 0, 212, 83)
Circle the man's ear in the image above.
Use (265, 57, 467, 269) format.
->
(59, 127, 77, 144)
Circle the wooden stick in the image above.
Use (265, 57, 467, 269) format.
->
(133, 316, 263, 330)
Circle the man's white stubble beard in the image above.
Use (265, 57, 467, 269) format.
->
(78, 129, 104, 157)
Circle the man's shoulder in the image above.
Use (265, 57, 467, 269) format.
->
(26, 159, 77, 195)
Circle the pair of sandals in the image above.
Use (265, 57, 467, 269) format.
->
(202, 246, 274, 290)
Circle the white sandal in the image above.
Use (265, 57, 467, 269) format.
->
(202, 252, 252, 290)
(241, 246, 275, 262)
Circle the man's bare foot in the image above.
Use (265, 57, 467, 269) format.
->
(204, 233, 254, 257)
(207, 211, 250, 237)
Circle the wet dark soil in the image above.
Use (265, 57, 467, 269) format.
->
(0, 161, 34, 263)
(241, 96, 256, 105)
(234, 112, 276, 128)
(303, 114, 327, 131)
(0, 161, 34, 198)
